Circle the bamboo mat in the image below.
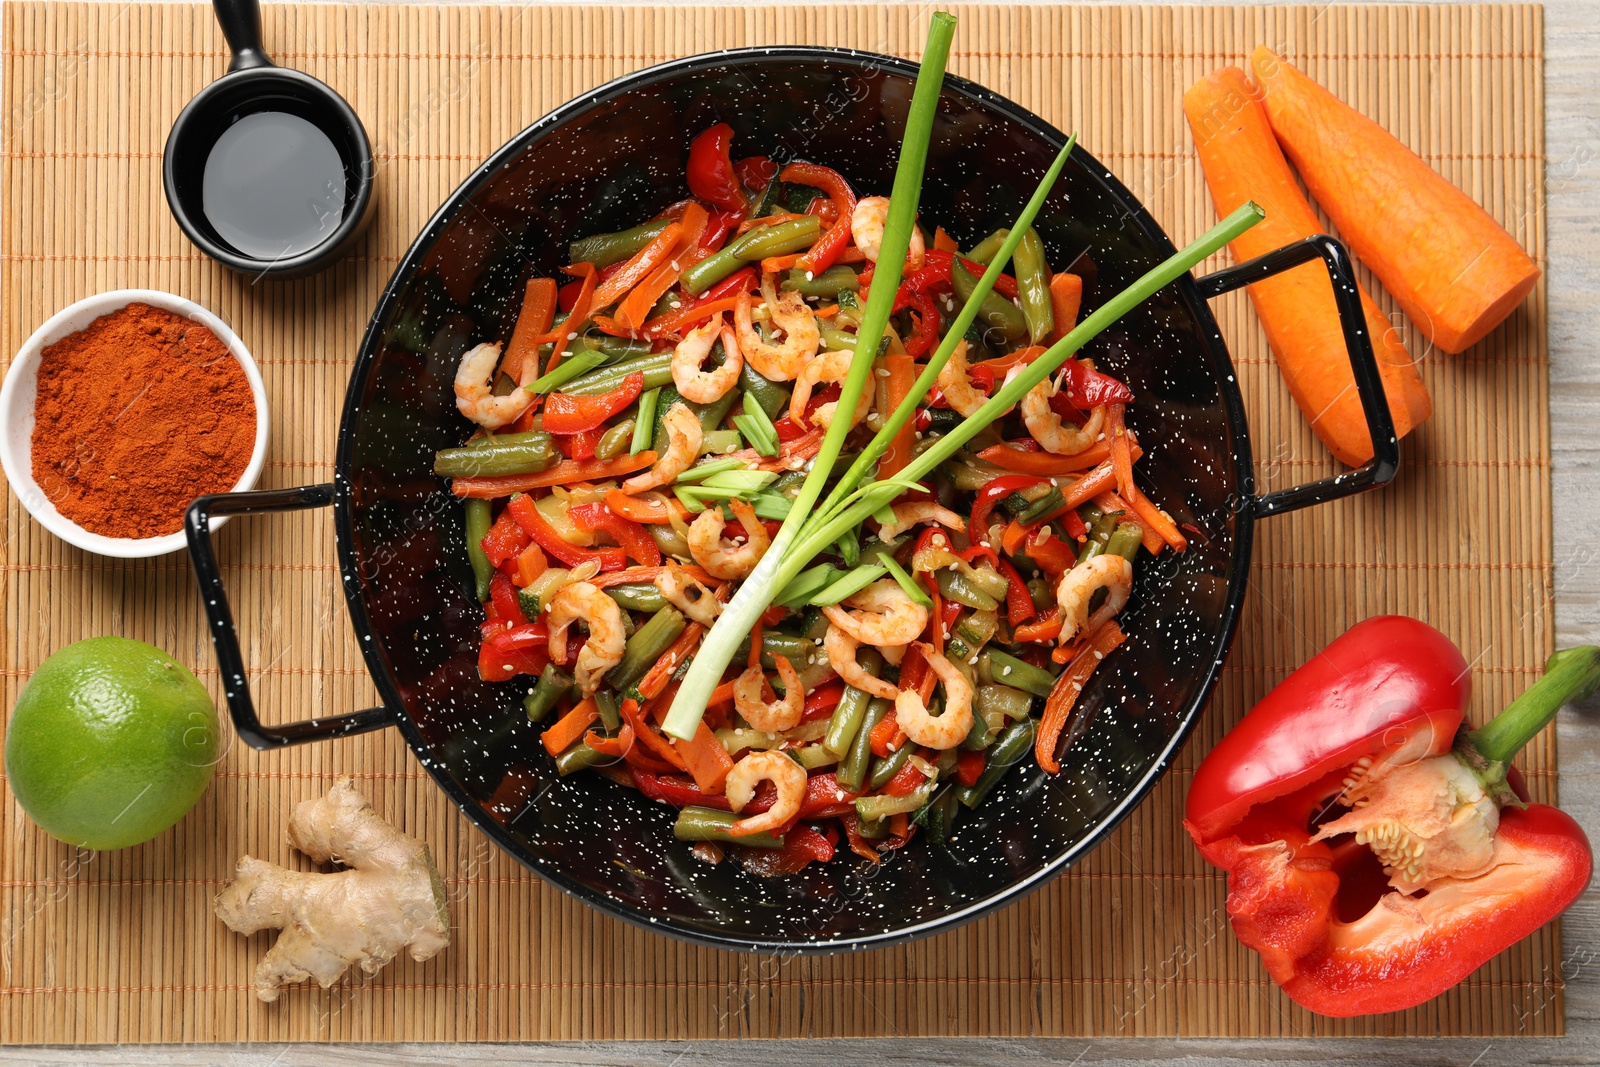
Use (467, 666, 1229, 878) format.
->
(0, 2, 1554, 1043)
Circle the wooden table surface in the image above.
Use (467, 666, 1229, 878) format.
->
(3, 0, 1597, 1063)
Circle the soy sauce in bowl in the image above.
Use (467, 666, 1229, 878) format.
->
(200, 111, 347, 260)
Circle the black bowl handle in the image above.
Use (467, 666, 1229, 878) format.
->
(213, 0, 274, 73)
(1192, 234, 1400, 517)
(184, 484, 396, 749)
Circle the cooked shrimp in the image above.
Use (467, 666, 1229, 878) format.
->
(787, 350, 873, 430)
(671, 313, 743, 404)
(851, 196, 926, 270)
(657, 560, 721, 625)
(734, 280, 819, 382)
(454, 342, 535, 430)
(733, 655, 804, 733)
(623, 403, 702, 493)
(879, 643, 907, 667)
(876, 501, 967, 542)
(687, 499, 770, 580)
(823, 625, 898, 701)
(934, 341, 993, 418)
(821, 579, 929, 647)
(1022, 380, 1107, 455)
(1055, 554, 1133, 645)
(545, 582, 626, 693)
(894, 643, 974, 750)
(724, 750, 808, 837)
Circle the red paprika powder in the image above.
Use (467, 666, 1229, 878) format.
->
(31, 302, 256, 539)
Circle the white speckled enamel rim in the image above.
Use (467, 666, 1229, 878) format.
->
(0, 288, 270, 558)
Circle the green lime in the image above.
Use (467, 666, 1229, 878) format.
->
(5, 637, 219, 850)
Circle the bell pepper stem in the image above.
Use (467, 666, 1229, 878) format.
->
(1468, 646, 1600, 765)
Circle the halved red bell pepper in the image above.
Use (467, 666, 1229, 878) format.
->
(1187, 616, 1597, 1017)
(506, 493, 629, 571)
(542, 371, 644, 435)
(686, 123, 747, 213)
(779, 161, 856, 274)
(568, 501, 662, 567)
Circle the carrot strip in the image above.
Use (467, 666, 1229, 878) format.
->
(1014, 609, 1062, 644)
(748, 619, 764, 670)
(639, 295, 740, 338)
(584, 723, 635, 758)
(1035, 621, 1126, 774)
(602, 487, 689, 524)
(674, 721, 734, 794)
(1045, 273, 1082, 344)
(589, 564, 717, 589)
(1185, 65, 1431, 466)
(621, 698, 689, 771)
(501, 278, 558, 382)
(1061, 458, 1120, 510)
(876, 354, 918, 478)
(813, 304, 840, 319)
(615, 206, 708, 331)
(978, 439, 1115, 477)
(637, 622, 706, 702)
(592, 223, 682, 310)
(707, 680, 737, 711)
(760, 252, 804, 274)
(932, 226, 960, 254)
(451, 452, 657, 498)
(540, 263, 597, 373)
(543, 698, 599, 756)
(1107, 405, 1185, 552)
(1251, 48, 1537, 356)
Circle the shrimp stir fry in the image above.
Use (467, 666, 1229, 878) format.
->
(438, 121, 1177, 875)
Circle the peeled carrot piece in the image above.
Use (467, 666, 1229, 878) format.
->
(1184, 66, 1432, 467)
(1046, 273, 1082, 343)
(1250, 47, 1538, 355)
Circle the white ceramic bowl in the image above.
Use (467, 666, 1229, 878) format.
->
(0, 289, 269, 557)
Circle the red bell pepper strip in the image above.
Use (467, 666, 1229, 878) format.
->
(479, 507, 531, 568)
(734, 154, 777, 190)
(882, 758, 928, 798)
(553, 427, 605, 462)
(779, 162, 856, 274)
(1186, 616, 1598, 1017)
(476, 635, 549, 682)
(489, 570, 528, 625)
(738, 823, 836, 876)
(899, 288, 942, 358)
(970, 475, 1046, 546)
(993, 555, 1037, 625)
(568, 501, 662, 567)
(955, 749, 986, 787)
(631, 768, 729, 809)
(1022, 528, 1078, 577)
(686, 123, 748, 213)
(802, 679, 846, 722)
(977, 439, 1115, 476)
(695, 266, 760, 306)
(1064, 360, 1134, 408)
(505, 494, 629, 571)
(1036, 621, 1125, 773)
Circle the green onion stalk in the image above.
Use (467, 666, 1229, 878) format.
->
(663, 10, 958, 737)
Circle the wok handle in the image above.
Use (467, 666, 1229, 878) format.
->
(1192, 234, 1399, 517)
(184, 484, 396, 749)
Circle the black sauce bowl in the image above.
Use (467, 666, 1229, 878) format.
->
(185, 48, 1397, 951)
(163, 0, 375, 278)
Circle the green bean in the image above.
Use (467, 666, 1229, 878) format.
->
(918, 786, 961, 844)
(1106, 521, 1146, 562)
(818, 326, 859, 352)
(605, 583, 667, 613)
(609, 605, 686, 694)
(1078, 509, 1120, 563)
(964, 228, 1009, 266)
(680, 216, 824, 294)
(1027, 578, 1054, 611)
(950, 259, 1029, 343)
(824, 659, 880, 756)
(855, 781, 936, 822)
(1013, 226, 1055, 344)
(1016, 486, 1067, 526)
(594, 690, 622, 733)
(523, 665, 573, 723)
(569, 219, 669, 269)
(596, 419, 635, 461)
(463, 498, 493, 602)
(740, 363, 792, 419)
(868, 744, 914, 790)
(937, 569, 1001, 611)
(976, 683, 1034, 723)
(794, 745, 839, 770)
(695, 385, 741, 433)
(562, 352, 675, 397)
(434, 432, 559, 478)
(672, 806, 785, 849)
(960, 704, 995, 751)
(981, 650, 1059, 698)
(733, 630, 816, 671)
(837, 698, 891, 792)
(781, 264, 860, 298)
(956, 720, 1036, 808)
(555, 741, 611, 776)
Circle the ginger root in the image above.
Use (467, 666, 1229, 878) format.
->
(215, 777, 449, 1002)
